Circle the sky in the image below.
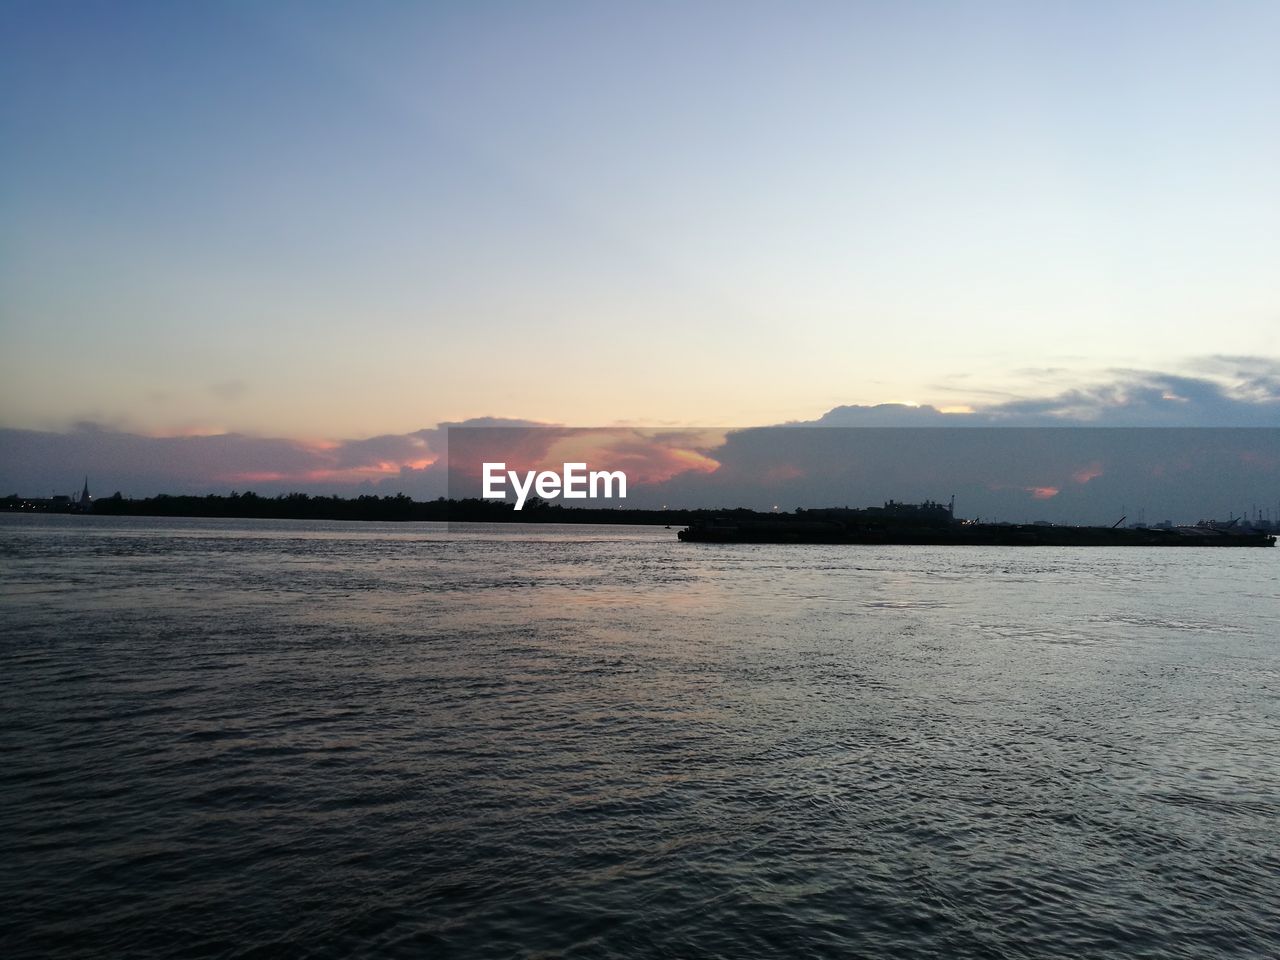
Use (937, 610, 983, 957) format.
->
(2, 1, 1278, 503)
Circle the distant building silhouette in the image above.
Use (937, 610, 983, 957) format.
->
(78, 477, 92, 512)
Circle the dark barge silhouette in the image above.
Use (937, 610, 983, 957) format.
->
(677, 500, 1277, 547)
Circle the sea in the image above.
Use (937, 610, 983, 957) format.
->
(2, 514, 1278, 959)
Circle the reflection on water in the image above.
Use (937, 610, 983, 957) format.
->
(2, 514, 1279, 958)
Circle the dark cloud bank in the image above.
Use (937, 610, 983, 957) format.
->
(3, 365, 1279, 524)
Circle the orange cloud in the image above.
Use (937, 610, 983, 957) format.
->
(449, 427, 723, 486)
(1029, 486, 1060, 500)
(447, 426, 573, 478)
(220, 438, 439, 487)
(1072, 462, 1104, 484)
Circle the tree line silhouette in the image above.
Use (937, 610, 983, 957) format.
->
(29, 491, 763, 524)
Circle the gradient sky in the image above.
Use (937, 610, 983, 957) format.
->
(3, 0, 1278, 444)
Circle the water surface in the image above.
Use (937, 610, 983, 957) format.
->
(3, 515, 1278, 958)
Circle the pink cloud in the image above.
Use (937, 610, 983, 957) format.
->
(1072, 462, 1104, 484)
(762, 464, 805, 484)
(448, 427, 723, 488)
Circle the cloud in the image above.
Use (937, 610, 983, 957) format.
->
(3, 361, 1278, 523)
(0, 426, 441, 499)
(812, 403, 963, 426)
(445, 426, 722, 499)
(633, 426, 1280, 523)
(810, 362, 1280, 427)
(1072, 463, 1104, 484)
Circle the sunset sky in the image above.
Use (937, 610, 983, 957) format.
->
(2, 1, 1278, 499)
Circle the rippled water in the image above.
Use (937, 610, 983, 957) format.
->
(3, 514, 1279, 959)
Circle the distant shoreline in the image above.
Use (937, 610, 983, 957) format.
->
(7, 493, 1276, 541)
(2, 492, 726, 526)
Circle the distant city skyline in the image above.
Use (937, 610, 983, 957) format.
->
(3, 2, 1278, 487)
